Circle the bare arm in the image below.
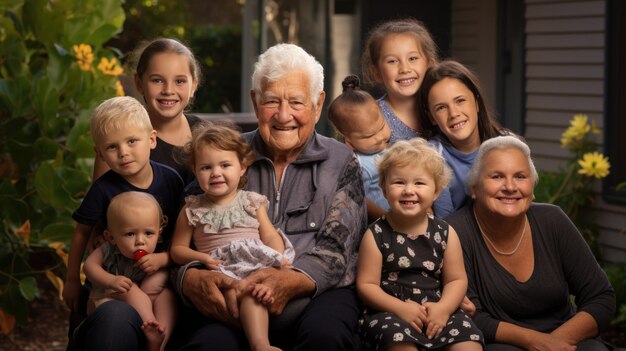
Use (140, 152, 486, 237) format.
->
(63, 223, 93, 311)
(356, 230, 427, 331)
(257, 205, 284, 253)
(494, 322, 576, 351)
(170, 206, 221, 270)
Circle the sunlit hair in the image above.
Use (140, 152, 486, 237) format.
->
(251, 43, 324, 106)
(133, 37, 203, 85)
(417, 60, 505, 142)
(465, 135, 539, 195)
(328, 75, 379, 134)
(106, 191, 165, 232)
(361, 18, 439, 87)
(378, 138, 452, 194)
(182, 121, 255, 189)
(90, 96, 153, 146)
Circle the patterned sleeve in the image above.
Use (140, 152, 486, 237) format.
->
(293, 155, 367, 295)
(243, 191, 270, 218)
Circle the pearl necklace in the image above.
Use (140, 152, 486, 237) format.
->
(474, 209, 527, 256)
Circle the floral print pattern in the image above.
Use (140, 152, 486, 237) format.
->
(359, 216, 483, 350)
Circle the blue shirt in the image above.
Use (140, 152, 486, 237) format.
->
(356, 151, 389, 211)
(430, 137, 477, 218)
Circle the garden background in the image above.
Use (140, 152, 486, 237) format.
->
(0, 0, 624, 349)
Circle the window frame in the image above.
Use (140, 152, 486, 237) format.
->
(603, 0, 626, 204)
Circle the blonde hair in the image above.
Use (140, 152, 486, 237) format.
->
(378, 138, 452, 194)
(90, 96, 153, 146)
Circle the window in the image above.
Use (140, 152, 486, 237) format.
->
(604, 0, 626, 203)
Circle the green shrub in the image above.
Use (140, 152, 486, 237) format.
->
(0, 0, 124, 333)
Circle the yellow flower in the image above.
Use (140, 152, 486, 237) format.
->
(577, 152, 610, 179)
(73, 44, 94, 71)
(561, 114, 591, 149)
(97, 57, 124, 76)
(115, 80, 125, 96)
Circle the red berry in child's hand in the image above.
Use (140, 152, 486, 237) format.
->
(134, 249, 148, 261)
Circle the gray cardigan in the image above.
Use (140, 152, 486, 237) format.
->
(446, 202, 615, 343)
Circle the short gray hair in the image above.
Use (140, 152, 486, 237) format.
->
(466, 135, 539, 194)
(251, 43, 324, 106)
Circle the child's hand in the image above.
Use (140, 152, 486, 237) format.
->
(423, 301, 451, 339)
(396, 300, 428, 333)
(280, 256, 292, 268)
(135, 252, 167, 274)
(62, 278, 82, 312)
(107, 275, 133, 294)
(250, 283, 274, 305)
(201, 254, 222, 270)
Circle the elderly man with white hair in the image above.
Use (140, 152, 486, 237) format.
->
(175, 43, 367, 350)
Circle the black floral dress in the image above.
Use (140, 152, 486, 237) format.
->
(359, 215, 483, 350)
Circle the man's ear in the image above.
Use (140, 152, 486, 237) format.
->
(314, 91, 326, 124)
(250, 90, 260, 120)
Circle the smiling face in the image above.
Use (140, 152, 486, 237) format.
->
(471, 148, 534, 220)
(252, 70, 325, 162)
(340, 100, 391, 155)
(427, 77, 481, 153)
(194, 145, 246, 205)
(383, 164, 439, 219)
(373, 33, 430, 101)
(135, 52, 198, 123)
(105, 200, 161, 260)
(95, 124, 156, 181)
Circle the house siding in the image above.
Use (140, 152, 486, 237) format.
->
(451, 0, 625, 262)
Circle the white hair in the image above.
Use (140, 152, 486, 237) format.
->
(465, 135, 539, 195)
(251, 43, 324, 105)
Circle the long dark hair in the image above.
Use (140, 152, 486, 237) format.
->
(416, 60, 506, 143)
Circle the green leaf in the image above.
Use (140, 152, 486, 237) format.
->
(0, 30, 29, 78)
(18, 276, 39, 301)
(32, 76, 62, 136)
(22, 0, 64, 45)
(0, 195, 29, 230)
(0, 282, 29, 323)
(38, 223, 74, 245)
(33, 137, 59, 161)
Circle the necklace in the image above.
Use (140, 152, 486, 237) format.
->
(474, 209, 527, 256)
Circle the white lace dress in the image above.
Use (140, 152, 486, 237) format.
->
(185, 190, 295, 280)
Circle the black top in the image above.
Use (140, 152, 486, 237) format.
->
(445, 202, 615, 343)
(150, 114, 202, 186)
